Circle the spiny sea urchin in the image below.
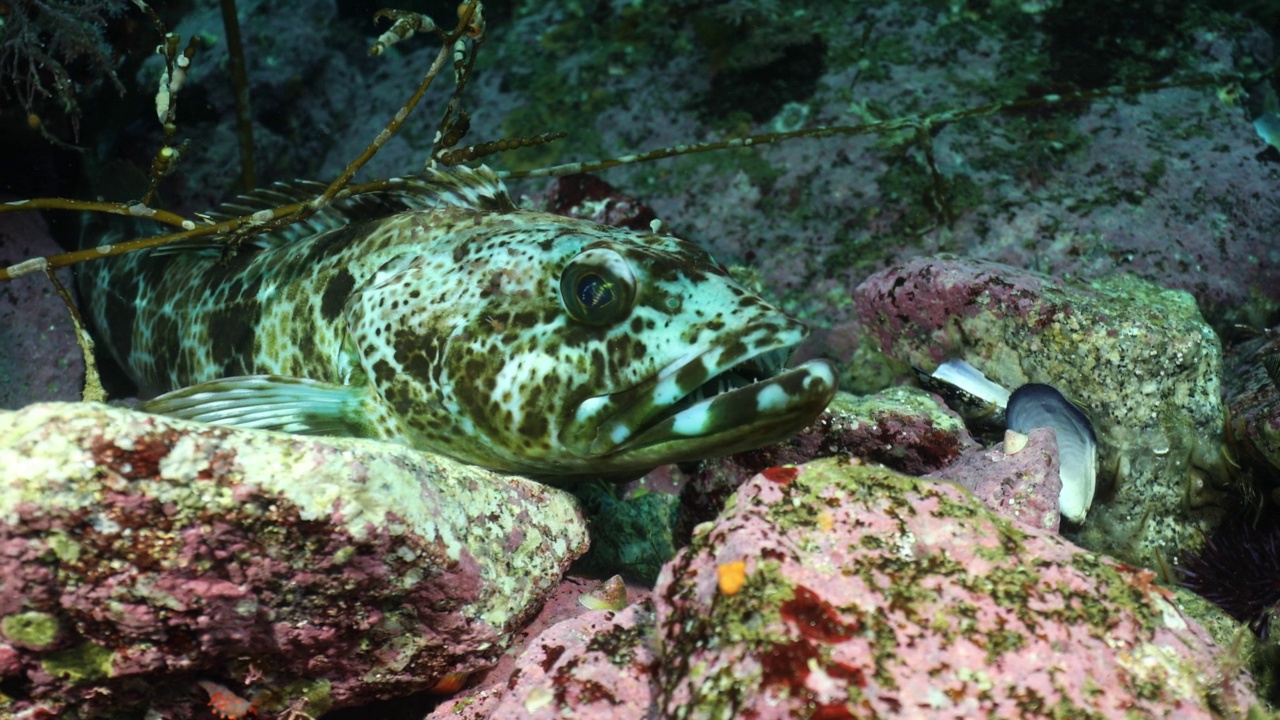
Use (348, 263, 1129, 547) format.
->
(1179, 503, 1280, 638)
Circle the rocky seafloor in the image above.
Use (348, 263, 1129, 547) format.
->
(3, 0, 1280, 718)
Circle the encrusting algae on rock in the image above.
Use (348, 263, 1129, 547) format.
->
(855, 257, 1230, 569)
(652, 457, 1261, 719)
(423, 456, 1269, 719)
(0, 401, 588, 718)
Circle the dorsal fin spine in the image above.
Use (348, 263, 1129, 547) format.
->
(146, 165, 513, 256)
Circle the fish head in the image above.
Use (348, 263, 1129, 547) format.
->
(348, 211, 837, 477)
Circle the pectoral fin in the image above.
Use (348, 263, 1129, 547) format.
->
(140, 375, 375, 438)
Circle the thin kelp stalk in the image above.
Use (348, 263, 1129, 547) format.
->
(0, 2, 486, 281)
(249, 1, 485, 243)
(0, 177, 427, 279)
(40, 266, 106, 403)
(502, 71, 1251, 181)
(219, 0, 257, 192)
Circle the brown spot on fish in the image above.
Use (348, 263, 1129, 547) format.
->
(321, 268, 355, 321)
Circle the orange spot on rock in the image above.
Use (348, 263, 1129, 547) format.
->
(761, 466, 798, 484)
(816, 509, 835, 531)
(718, 560, 747, 595)
(197, 680, 255, 719)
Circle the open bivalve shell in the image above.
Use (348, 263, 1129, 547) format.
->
(923, 359, 1099, 524)
(1006, 383, 1099, 524)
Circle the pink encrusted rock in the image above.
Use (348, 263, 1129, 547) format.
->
(853, 256, 1228, 569)
(0, 402, 588, 719)
(427, 600, 657, 720)
(426, 573, 652, 719)
(652, 457, 1260, 719)
(677, 387, 978, 532)
(928, 427, 1062, 533)
(854, 256, 1051, 369)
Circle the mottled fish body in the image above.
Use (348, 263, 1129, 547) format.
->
(79, 166, 836, 477)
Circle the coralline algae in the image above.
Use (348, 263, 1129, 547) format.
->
(0, 402, 588, 718)
(855, 256, 1228, 569)
(425, 458, 1261, 718)
(654, 458, 1257, 719)
(928, 426, 1064, 533)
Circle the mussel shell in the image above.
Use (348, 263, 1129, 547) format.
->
(1006, 383, 1098, 524)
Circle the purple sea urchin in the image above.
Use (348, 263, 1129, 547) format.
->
(1179, 505, 1280, 637)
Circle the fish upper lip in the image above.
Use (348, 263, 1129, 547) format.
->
(617, 357, 837, 456)
(562, 330, 836, 464)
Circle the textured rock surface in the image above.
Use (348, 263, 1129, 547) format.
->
(928, 427, 1062, 533)
(63, 1, 1276, 335)
(1225, 330, 1280, 478)
(427, 600, 657, 720)
(463, 3, 1279, 333)
(855, 256, 1229, 568)
(439, 572, 652, 716)
(0, 206, 84, 409)
(0, 402, 588, 719)
(423, 458, 1261, 719)
(677, 387, 978, 533)
(654, 458, 1258, 719)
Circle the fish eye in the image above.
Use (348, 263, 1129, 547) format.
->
(560, 248, 635, 326)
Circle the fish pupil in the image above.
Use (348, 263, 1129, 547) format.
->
(577, 273, 614, 308)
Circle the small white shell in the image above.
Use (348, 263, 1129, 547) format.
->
(1006, 383, 1098, 524)
(1003, 429, 1029, 454)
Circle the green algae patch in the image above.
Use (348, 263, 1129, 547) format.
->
(45, 531, 81, 564)
(268, 679, 333, 717)
(40, 642, 114, 683)
(570, 480, 679, 584)
(656, 558, 801, 719)
(2, 611, 60, 650)
(586, 609, 654, 668)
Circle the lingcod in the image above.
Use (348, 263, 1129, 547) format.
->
(78, 165, 837, 478)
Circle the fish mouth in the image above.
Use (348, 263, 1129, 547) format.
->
(564, 333, 838, 471)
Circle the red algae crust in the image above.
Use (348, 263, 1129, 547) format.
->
(0, 402, 588, 718)
(653, 457, 1259, 719)
(928, 426, 1062, 533)
(428, 600, 659, 720)
(854, 256, 1228, 570)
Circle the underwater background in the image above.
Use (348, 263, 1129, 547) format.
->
(2, 0, 1280, 718)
